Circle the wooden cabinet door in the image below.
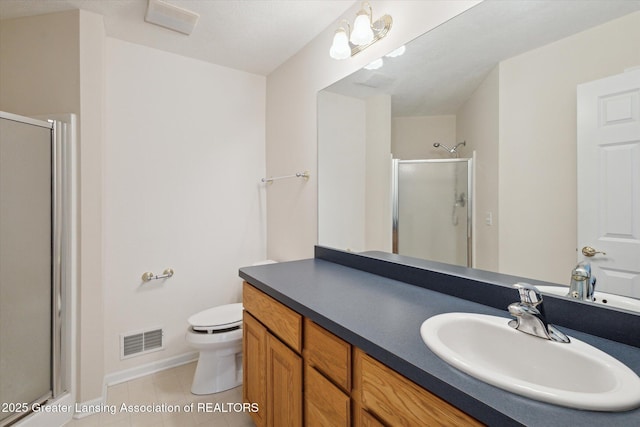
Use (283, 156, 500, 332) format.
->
(304, 364, 350, 427)
(266, 333, 302, 427)
(243, 312, 267, 427)
(359, 409, 386, 427)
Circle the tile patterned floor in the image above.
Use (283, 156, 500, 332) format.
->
(64, 362, 255, 427)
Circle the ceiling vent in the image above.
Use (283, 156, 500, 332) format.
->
(145, 0, 199, 35)
(120, 327, 164, 359)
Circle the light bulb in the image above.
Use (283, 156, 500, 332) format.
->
(350, 10, 374, 46)
(329, 28, 351, 59)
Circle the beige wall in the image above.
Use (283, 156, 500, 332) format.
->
(266, 0, 481, 261)
(392, 115, 457, 159)
(103, 38, 266, 375)
(0, 11, 80, 115)
(317, 92, 392, 253)
(499, 11, 640, 283)
(0, 9, 106, 403)
(365, 95, 392, 252)
(77, 10, 106, 403)
(457, 66, 499, 272)
(317, 91, 367, 251)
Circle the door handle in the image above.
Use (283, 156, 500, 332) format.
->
(582, 246, 606, 257)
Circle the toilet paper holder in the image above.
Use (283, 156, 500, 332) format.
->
(142, 268, 174, 282)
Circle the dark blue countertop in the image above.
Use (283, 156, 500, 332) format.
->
(239, 252, 640, 427)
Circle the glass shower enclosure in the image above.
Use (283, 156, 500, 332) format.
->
(393, 158, 473, 267)
(0, 112, 64, 426)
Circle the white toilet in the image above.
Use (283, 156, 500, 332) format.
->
(185, 302, 243, 395)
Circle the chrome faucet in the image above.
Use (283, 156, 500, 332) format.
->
(508, 283, 570, 343)
(569, 261, 596, 301)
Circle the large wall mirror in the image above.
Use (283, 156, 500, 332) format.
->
(318, 1, 640, 311)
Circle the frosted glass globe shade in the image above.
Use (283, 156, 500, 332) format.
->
(329, 30, 351, 59)
(350, 13, 374, 46)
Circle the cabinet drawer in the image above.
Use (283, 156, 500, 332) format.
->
(304, 318, 351, 392)
(243, 282, 302, 353)
(355, 349, 482, 427)
(304, 364, 350, 427)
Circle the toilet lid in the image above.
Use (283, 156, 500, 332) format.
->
(188, 303, 243, 332)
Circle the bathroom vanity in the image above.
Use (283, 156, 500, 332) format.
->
(239, 247, 640, 427)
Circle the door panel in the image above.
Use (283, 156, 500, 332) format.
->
(577, 69, 640, 298)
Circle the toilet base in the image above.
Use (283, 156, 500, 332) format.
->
(191, 346, 242, 395)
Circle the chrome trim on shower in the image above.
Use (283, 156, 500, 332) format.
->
(392, 159, 399, 254)
(467, 158, 473, 267)
(48, 113, 77, 407)
(52, 119, 64, 398)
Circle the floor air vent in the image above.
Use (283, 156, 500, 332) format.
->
(120, 327, 164, 359)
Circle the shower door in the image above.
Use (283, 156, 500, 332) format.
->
(393, 159, 472, 267)
(0, 112, 56, 425)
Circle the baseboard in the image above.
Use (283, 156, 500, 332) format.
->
(72, 394, 106, 420)
(103, 351, 199, 387)
(71, 351, 198, 420)
(15, 392, 75, 426)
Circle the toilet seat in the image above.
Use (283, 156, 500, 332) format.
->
(188, 303, 243, 333)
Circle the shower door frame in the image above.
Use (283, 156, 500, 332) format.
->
(0, 111, 67, 426)
(392, 158, 473, 267)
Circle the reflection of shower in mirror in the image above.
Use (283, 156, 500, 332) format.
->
(451, 191, 467, 226)
(393, 158, 473, 267)
(433, 141, 466, 158)
(451, 152, 467, 226)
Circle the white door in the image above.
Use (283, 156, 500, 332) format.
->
(577, 69, 640, 299)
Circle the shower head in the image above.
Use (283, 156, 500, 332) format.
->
(433, 141, 466, 158)
(433, 142, 455, 152)
(433, 142, 454, 152)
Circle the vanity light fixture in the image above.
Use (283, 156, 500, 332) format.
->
(351, 3, 375, 45)
(329, 20, 352, 60)
(329, 2, 392, 60)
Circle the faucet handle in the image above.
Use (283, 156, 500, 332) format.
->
(572, 261, 591, 279)
(513, 282, 543, 307)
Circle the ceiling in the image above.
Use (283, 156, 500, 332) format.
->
(0, 0, 356, 75)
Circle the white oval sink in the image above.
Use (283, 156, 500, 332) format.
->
(420, 312, 640, 411)
(537, 285, 640, 312)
